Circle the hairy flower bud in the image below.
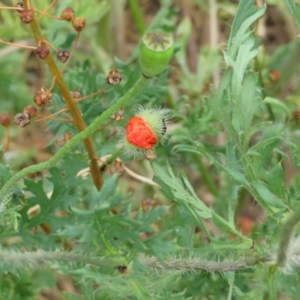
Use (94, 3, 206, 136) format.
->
(119, 106, 170, 159)
(139, 32, 174, 77)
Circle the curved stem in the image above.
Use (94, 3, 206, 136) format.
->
(0, 39, 36, 50)
(0, 75, 148, 203)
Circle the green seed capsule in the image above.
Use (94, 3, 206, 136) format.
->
(139, 32, 174, 78)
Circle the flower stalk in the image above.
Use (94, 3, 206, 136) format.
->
(22, 0, 103, 190)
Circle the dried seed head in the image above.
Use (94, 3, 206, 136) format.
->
(19, 9, 34, 24)
(36, 46, 50, 60)
(0, 113, 10, 127)
(24, 105, 37, 118)
(107, 70, 122, 85)
(61, 7, 75, 22)
(145, 149, 157, 160)
(34, 87, 52, 106)
(72, 17, 86, 32)
(71, 89, 81, 98)
(14, 2, 24, 13)
(109, 160, 125, 176)
(55, 132, 72, 147)
(57, 50, 70, 63)
(117, 265, 127, 274)
(110, 108, 124, 121)
(14, 112, 31, 127)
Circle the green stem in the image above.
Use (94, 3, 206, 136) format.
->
(277, 205, 300, 267)
(129, 0, 146, 35)
(0, 75, 148, 204)
(268, 265, 277, 300)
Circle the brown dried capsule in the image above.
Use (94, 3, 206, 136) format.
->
(19, 9, 34, 24)
(14, 112, 31, 127)
(109, 160, 125, 177)
(14, 2, 24, 13)
(36, 46, 49, 60)
(71, 89, 81, 99)
(61, 7, 75, 22)
(34, 87, 52, 106)
(57, 50, 70, 63)
(72, 17, 86, 32)
(107, 70, 122, 85)
(110, 108, 124, 121)
(24, 105, 37, 118)
(145, 149, 157, 160)
(0, 113, 10, 127)
(117, 265, 127, 274)
(55, 132, 72, 147)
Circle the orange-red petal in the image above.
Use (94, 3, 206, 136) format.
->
(126, 116, 157, 149)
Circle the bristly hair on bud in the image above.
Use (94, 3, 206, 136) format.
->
(118, 106, 170, 159)
(277, 236, 300, 273)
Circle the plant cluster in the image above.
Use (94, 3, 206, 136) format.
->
(1, 0, 300, 299)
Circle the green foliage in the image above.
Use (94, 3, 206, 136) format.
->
(2, 0, 300, 299)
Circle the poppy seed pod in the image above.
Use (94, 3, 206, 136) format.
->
(139, 32, 174, 78)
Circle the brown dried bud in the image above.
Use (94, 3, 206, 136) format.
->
(36, 46, 49, 60)
(141, 198, 157, 212)
(72, 17, 86, 32)
(109, 160, 125, 177)
(117, 265, 127, 274)
(110, 108, 124, 121)
(0, 113, 10, 127)
(14, 2, 24, 13)
(55, 132, 72, 147)
(61, 7, 75, 22)
(24, 105, 37, 118)
(71, 89, 81, 99)
(57, 50, 70, 63)
(34, 87, 52, 106)
(14, 112, 31, 127)
(107, 70, 122, 85)
(145, 149, 156, 160)
(19, 9, 34, 24)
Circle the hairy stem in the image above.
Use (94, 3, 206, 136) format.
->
(139, 254, 273, 272)
(0, 75, 148, 203)
(0, 249, 125, 270)
(23, 0, 102, 190)
(0, 249, 274, 273)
